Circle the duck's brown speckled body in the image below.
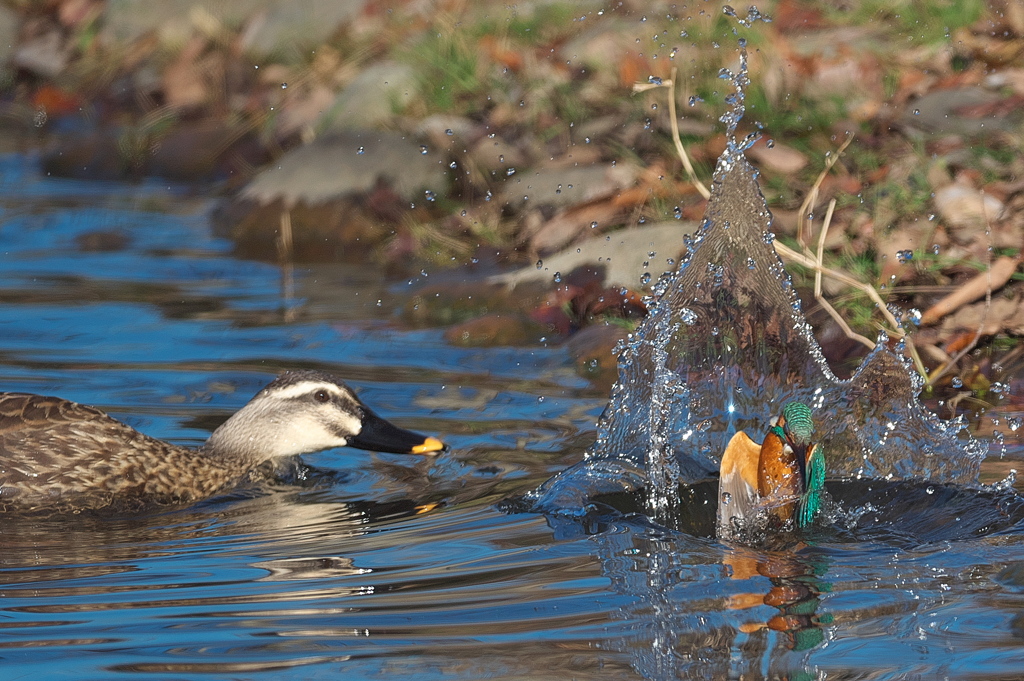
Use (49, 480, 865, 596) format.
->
(0, 370, 445, 512)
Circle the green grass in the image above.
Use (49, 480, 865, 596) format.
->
(826, 0, 984, 45)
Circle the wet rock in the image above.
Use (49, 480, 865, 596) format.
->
(74, 230, 131, 252)
(402, 280, 532, 327)
(566, 322, 629, 387)
(320, 62, 418, 131)
(225, 128, 450, 259)
(444, 313, 544, 347)
(41, 120, 262, 181)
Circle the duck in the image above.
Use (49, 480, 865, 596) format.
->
(717, 402, 825, 538)
(0, 370, 445, 512)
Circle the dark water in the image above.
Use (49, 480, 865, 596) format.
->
(3, 153, 1024, 680)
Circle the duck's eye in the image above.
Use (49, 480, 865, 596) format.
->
(313, 390, 331, 403)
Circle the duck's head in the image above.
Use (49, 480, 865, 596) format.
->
(204, 370, 446, 462)
(778, 401, 814, 449)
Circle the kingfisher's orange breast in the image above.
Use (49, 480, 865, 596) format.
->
(756, 430, 802, 521)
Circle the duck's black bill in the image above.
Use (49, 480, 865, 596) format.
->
(349, 409, 446, 455)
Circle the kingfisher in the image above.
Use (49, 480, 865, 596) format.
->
(717, 402, 825, 537)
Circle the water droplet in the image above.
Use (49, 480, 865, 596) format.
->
(926, 486, 935, 495)
(641, 272, 652, 286)
(673, 206, 682, 219)
(913, 109, 920, 115)
(536, 260, 543, 269)
(281, 82, 287, 89)
(951, 376, 963, 388)
(506, 167, 516, 176)
(425, 190, 436, 202)
(356, 146, 365, 154)
(591, 221, 599, 229)
(722, 5, 737, 17)
(932, 244, 941, 255)
(553, 272, 562, 283)
(420, 145, 429, 155)
(445, 128, 454, 136)
(766, 139, 775, 148)
(896, 249, 913, 264)
(449, 161, 457, 168)
(721, 492, 732, 505)
(648, 75, 663, 85)
(680, 308, 697, 325)
(746, 257, 756, 270)
(763, 231, 776, 244)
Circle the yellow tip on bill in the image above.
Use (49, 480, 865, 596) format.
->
(412, 436, 446, 455)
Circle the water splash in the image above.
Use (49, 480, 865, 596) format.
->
(527, 22, 986, 525)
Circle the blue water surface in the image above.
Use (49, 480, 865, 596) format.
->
(1, 154, 1024, 680)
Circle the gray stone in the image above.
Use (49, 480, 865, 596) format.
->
(240, 129, 448, 205)
(13, 30, 68, 78)
(103, 0, 362, 55)
(319, 61, 418, 131)
(499, 163, 638, 210)
(0, 4, 20, 67)
(902, 86, 1022, 137)
(490, 222, 695, 291)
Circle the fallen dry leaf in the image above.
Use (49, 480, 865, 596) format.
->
(747, 141, 808, 174)
(919, 255, 1022, 326)
(933, 180, 1005, 243)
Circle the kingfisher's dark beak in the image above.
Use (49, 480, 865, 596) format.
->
(347, 408, 446, 455)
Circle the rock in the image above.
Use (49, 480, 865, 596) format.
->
(500, 162, 638, 211)
(0, 4, 20, 68)
(566, 322, 629, 388)
(443, 313, 544, 347)
(491, 222, 695, 291)
(102, 0, 362, 56)
(319, 61, 418, 131)
(240, 129, 448, 206)
(902, 86, 1023, 137)
(14, 29, 68, 78)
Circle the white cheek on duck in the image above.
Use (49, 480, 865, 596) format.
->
(270, 414, 359, 457)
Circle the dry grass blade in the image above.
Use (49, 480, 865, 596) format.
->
(797, 135, 853, 249)
(811, 199, 875, 350)
(633, 69, 711, 200)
